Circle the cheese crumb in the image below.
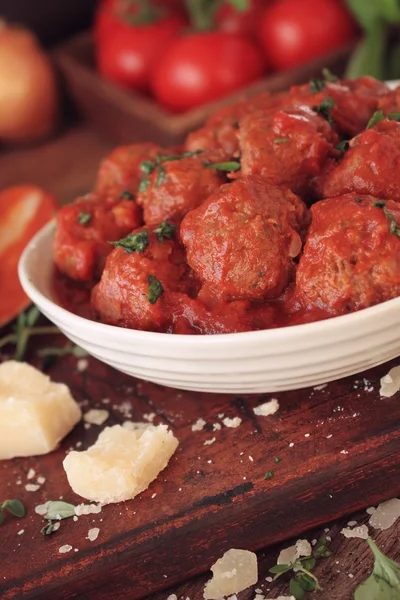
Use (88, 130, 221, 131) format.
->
(75, 503, 102, 516)
(59, 544, 73, 554)
(167, 595, 177, 600)
(278, 539, 311, 565)
(203, 549, 258, 599)
(213, 423, 222, 431)
(0, 361, 81, 460)
(17, 529, 24, 535)
(368, 498, 400, 530)
(25, 483, 40, 492)
(379, 366, 400, 397)
(77, 358, 89, 372)
(64, 424, 178, 504)
(366, 506, 376, 515)
(27, 468, 36, 480)
(222, 417, 242, 428)
(35, 501, 51, 516)
(253, 399, 279, 416)
(83, 409, 109, 426)
(341, 525, 369, 539)
(37, 476, 46, 485)
(204, 437, 216, 446)
(87, 527, 100, 541)
(191, 418, 206, 432)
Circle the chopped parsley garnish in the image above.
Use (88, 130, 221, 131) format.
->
(322, 67, 338, 82)
(335, 140, 349, 153)
(264, 470, 274, 479)
(388, 111, 400, 122)
(274, 456, 282, 463)
(147, 275, 163, 304)
(367, 110, 385, 129)
(139, 150, 203, 191)
(383, 207, 400, 237)
(78, 211, 92, 226)
(309, 78, 326, 93)
(110, 231, 149, 254)
(153, 221, 176, 242)
(274, 137, 289, 144)
(120, 190, 134, 200)
(203, 160, 241, 172)
(312, 97, 336, 126)
(0, 499, 26, 525)
(373, 200, 386, 208)
(232, 120, 239, 129)
(355, 197, 363, 203)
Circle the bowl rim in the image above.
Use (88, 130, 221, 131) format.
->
(18, 220, 400, 347)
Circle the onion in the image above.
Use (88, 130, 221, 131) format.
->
(0, 22, 58, 143)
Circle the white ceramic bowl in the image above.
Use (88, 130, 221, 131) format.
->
(18, 221, 400, 393)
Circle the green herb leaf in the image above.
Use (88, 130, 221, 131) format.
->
(138, 177, 151, 193)
(383, 207, 400, 237)
(309, 78, 326, 93)
(313, 97, 336, 126)
(37, 343, 87, 360)
(26, 305, 41, 327)
(78, 211, 92, 226)
(147, 275, 164, 304)
(43, 501, 76, 521)
(274, 137, 289, 144)
(264, 470, 274, 479)
(274, 456, 282, 463)
(110, 231, 149, 254)
(355, 197, 363, 203)
(153, 221, 176, 242)
(290, 577, 307, 599)
(203, 161, 241, 172)
(322, 67, 338, 82)
(373, 200, 386, 208)
(367, 110, 385, 129)
(355, 538, 400, 600)
(120, 190, 134, 200)
(301, 557, 316, 571)
(41, 521, 58, 536)
(335, 140, 350, 153)
(140, 160, 156, 175)
(388, 111, 400, 122)
(2, 499, 26, 518)
(0, 511, 4, 525)
(269, 563, 292, 575)
(156, 165, 166, 187)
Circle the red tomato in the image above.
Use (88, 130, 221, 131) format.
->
(152, 32, 265, 112)
(216, 0, 267, 37)
(260, 0, 358, 71)
(96, 14, 184, 92)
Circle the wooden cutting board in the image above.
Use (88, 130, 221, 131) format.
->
(1, 351, 399, 600)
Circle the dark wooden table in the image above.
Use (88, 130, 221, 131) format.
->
(0, 125, 399, 600)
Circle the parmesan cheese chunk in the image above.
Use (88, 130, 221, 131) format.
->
(379, 366, 400, 397)
(368, 498, 400, 530)
(203, 549, 258, 599)
(0, 361, 81, 460)
(63, 424, 178, 504)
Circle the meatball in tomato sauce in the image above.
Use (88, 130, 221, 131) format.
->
(239, 105, 338, 198)
(181, 177, 306, 302)
(136, 150, 226, 225)
(319, 120, 400, 202)
(96, 142, 160, 197)
(296, 194, 400, 315)
(91, 225, 197, 332)
(53, 193, 142, 282)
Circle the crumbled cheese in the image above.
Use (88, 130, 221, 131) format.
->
(35, 501, 51, 516)
(341, 525, 369, 539)
(253, 399, 279, 417)
(347, 520, 357, 527)
(366, 506, 376, 515)
(27, 468, 36, 480)
(64, 424, 178, 504)
(74, 503, 102, 516)
(278, 539, 311, 565)
(204, 437, 216, 446)
(213, 423, 222, 431)
(340, 450, 348, 454)
(59, 545, 73, 554)
(37, 476, 46, 485)
(77, 358, 89, 372)
(191, 418, 206, 432)
(17, 529, 24, 535)
(52, 522, 61, 531)
(87, 527, 100, 541)
(143, 412, 155, 422)
(222, 417, 242, 428)
(314, 384, 327, 391)
(25, 483, 40, 492)
(167, 595, 177, 600)
(83, 409, 109, 426)
(379, 366, 400, 397)
(203, 549, 258, 599)
(0, 361, 81, 459)
(368, 498, 400, 530)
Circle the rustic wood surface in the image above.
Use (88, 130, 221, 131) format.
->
(0, 126, 399, 600)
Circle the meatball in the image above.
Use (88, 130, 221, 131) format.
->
(91, 226, 196, 332)
(239, 105, 338, 198)
(185, 92, 284, 157)
(319, 120, 400, 202)
(377, 86, 400, 114)
(96, 142, 160, 197)
(296, 194, 400, 315)
(181, 177, 306, 301)
(136, 150, 225, 225)
(287, 76, 389, 136)
(53, 193, 142, 281)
